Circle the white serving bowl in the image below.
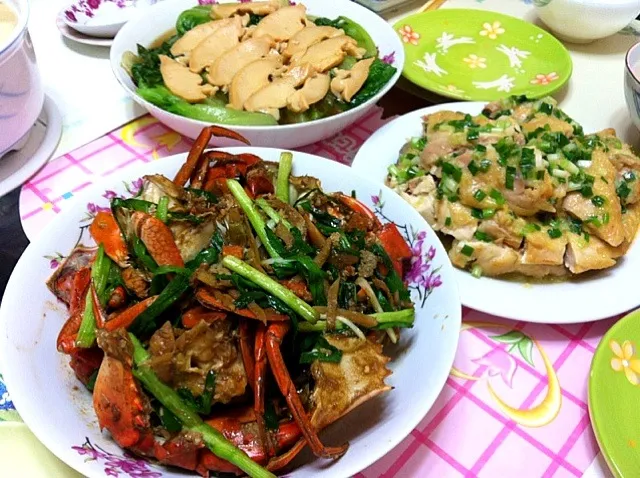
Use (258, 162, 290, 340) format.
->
(0, 148, 460, 478)
(62, 0, 161, 39)
(534, 0, 640, 44)
(0, 0, 44, 158)
(625, 41, 640, 131)
(110, 0, 404, 148)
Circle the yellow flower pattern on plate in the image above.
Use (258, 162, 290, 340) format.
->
(610, 340, 640, 385)
(479, 21, 505, 40)
(463, 54, 487, 69)
(530, 72, 559, 85)
(398, 25, 420, 46)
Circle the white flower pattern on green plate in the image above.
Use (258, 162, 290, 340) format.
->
(394, 9, 572, 101)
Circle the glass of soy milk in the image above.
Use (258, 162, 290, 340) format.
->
(0, 0, 44, 157)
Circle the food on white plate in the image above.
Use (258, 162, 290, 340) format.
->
(386, 96, 640, 278)
(49, 125, 416, 477)
(0, 1, 17, 45)
(122, 0, 397, 126)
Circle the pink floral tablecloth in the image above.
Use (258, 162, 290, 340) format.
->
(13, 108, 610, 476)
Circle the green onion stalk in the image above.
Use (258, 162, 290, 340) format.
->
(275, 152, 293, 204)
(222, 256, 318, 323)
(256, 198, 293, 230)
(297, 308, 415, 333)
(129, 335, 275, 478)
(227, 179, 281, 259)
(76, 245, 111, 348)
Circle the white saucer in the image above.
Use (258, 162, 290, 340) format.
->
(0, 96, 63, 197)
(56, 8, 113, 47)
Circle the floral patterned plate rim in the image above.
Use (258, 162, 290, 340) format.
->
(352, 101, 640, 324)
(0, 147, 461, 478)
(589, 309, 640, 478)
(393, 9, 572, 101)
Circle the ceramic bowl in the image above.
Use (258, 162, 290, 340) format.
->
(0, 0, 44, 158)
(534, 0, 640, 44)
(625, 42, 640, 132)
(0, 148, 461, 478)
(110, 0, 404, 148)
(62, 0, 161, 38)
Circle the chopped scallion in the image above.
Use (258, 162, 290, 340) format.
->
(461, 245, 474, 256)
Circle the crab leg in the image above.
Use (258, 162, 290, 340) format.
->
(265, 322, 348, 460)
(267, 438, 306, 472)
(174, 126, 251, 187)
(131, 211, 184, 267)
(56, 268, 92, 354)
(181, 306, 227, 329)
(239, 320, 255, 389)
(254, 323, 275, 458)
(91, 284, 157, 331)
(196, 288, 289, 322)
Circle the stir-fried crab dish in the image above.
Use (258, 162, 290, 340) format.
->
(49, 126, 416, 477)
(386, 96, 640, 278)
(124, 0, 397, 125)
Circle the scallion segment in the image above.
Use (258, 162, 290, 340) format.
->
(227, 179, 281, 259)
(461, 244, 474, 257)
(156, 196, 169, 222)
(222, 256, 318, 323)
(129, 335, 275, 478)
(297, 309, 415, 332)
(76, 245, 111, 348)
(276, 152, 293, 204)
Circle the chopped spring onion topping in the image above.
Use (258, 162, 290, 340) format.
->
(489, 188, 505, 205)
(473, 190, 487, 202)
(461, 244, 474, 257)
(505, 166, 516, 190)
(471, 265, 483, 279)
(577, 160, 592, 169)
(547, 228, 562, 239)
(474, 231, 493, 242)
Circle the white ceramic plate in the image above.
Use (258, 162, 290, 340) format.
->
(0, 148, 461, 478)
(110, 0, 404, 148)
(56, 8, 113, 47)
(0, 95, 62, 197)
(352, 102, 640, 324)
(61, 0, 161, 39)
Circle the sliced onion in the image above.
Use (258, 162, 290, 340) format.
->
(547, 153, 560, 162)
(336, 316, 366, 341)
(355, 277, 384, 314)
(577, 160, 592, 169)
(386, 328, 398, 344)
(552, 169, 570, 179)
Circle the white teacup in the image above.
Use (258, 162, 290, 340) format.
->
(625, 42, 640, 132)
(0, 0, 44, 158)
(534, 0, 640, 44)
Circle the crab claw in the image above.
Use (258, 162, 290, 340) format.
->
(89, 211, 129, 267)
(266, 322, 349, 460)
(131, 211, 185, 267)
(93, 355, 150, 448)
(174, 126, 251, 187)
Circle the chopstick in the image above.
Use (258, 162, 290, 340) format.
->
(418, 0, 448, 12)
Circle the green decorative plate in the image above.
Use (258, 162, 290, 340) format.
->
(589, 310, 640, 478)
(393, 9, 572, 101)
